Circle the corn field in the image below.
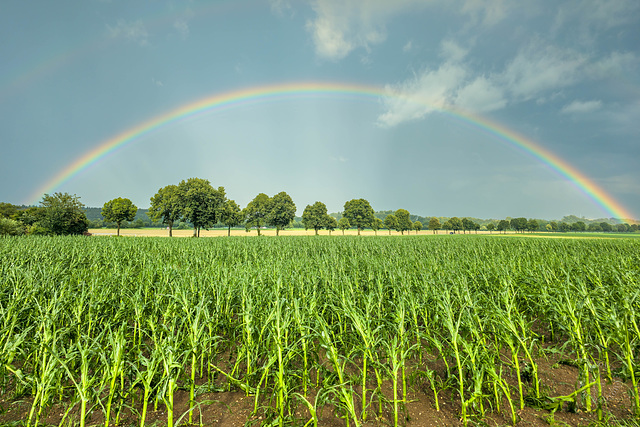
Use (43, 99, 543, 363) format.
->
(0, 235, 639, 426)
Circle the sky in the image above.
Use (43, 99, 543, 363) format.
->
(1, 0, 638, 220)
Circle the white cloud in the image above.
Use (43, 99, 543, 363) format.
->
(440, 39, 468, 62)
(173, 19, 189, 40)
(502, 42, 587, 101)
(377, 61, 467, 127)
(460, 0, 511, 26)
(151, 78, 163, 87)
(306, 0, 425, 61)
(402, 40, 413, 53)
(561, 100, 602, 114)
(270, 0, 293, 17)
(454, 76, 506, 112)
(106, 19, 149, 47)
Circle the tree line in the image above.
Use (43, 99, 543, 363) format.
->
(1, 177, 638, 236)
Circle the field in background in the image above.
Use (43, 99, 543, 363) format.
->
(1, 235, 639, 426)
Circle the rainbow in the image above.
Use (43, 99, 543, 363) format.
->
(27, 81, 635, 220)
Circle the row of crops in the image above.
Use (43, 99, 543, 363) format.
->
(1, 235, 639, 426)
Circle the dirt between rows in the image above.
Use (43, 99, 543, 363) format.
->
(0, 347, 635, 426)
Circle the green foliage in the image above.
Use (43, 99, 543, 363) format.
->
(325, 215, 338, 234)
(302, 201, 330, 235)
(0, 218, 24, 236)
(219, 199, 242, 236)
(413, 220, 422, 233)
(243, 193, 271, 236)
(343, 198, 374, 235)
(510, 217, 528, 233)
(102, 197, 138, 236)
(497, 219, 510, 233)
(178, 178, 226, 237)
(267, 192, 296, 236)
(0, 202, 19, 219)
(371, 217, 384, 235)
(384, 214, 398, 234)
(448, 217, 463, 232)
(149, 184, 182, 236)
(428, 217, 441, 233)
(394, 209, 413, 235)
(338, 217, 350, 234)
(1, 236, 639, 426)
(38, 192, 89, 235)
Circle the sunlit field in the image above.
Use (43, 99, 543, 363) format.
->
(1, 235, 639, 426)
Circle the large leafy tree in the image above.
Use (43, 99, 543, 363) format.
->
(338, 217, 350, 235)
(178, 178, 226, 237)
(267, 192, 296, 236)
(148, 184, 182, 237)
(243, 193, 271, 236)
(302, 201, 329, 235)
(39, 192, 89, 235)
(497, 219, 510, 234)
(449, 217, 463, 233)
(510, 217, 528, 233)
(462, 218, 475, 234)
(428, 217, 441, 234)
(413, 220, 423, 234)
(102, 197, 138, 236)
(395, 209, 413, 235)
(343, 198, 374, 235)
(527, 219, 539, 232)
(325, 216, 338, 235)
(0, 202, 19, 219)
(371, 217, 384, 236)
(384, 214, 398, 235)
(220, 199, 242, 236)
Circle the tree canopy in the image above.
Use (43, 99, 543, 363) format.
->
(267, 191, 296, 236)
(39, 192, 89, 235)
(395, 209, 413, 235)
(343, 199, 374, 235)
(244, 193, 271, 236)
(178, 178, 226, 237)
(148, 184, 182, 237)
(102, 197, 138, 236)
(302, 201, 330, 235)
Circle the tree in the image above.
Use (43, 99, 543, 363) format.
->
(497, 219, 510, 234)
(558, 222, 570, 232)
(449, 217, 463, 233)
(325, 216, 338, 235)
(462, 218, 475, 234)
(0, 218, 24, 236)
(39, 192, 89, 235)
(0, 202, 19, 219)
(220, 199, 242, 236)
(343, 199, 374, 235)
(571, 221, 586, 232)
(178, 178, 226, 237)
(244, 193, 271, 236)
(267, 192, 296, 236)
(395, 209, 413, 235)
(302, 201, 329, 235)
(384, 214, 398, 235)
(102, 197, 138, 237)
(486, 222, 495, 234)
(338, 217, 350, 235)
(549, 221, 558, 232)
(428, 217, 441, 234)
(148, 185, 182, 237)
(413, 221, 423, 234)
(616, 223, 628, 232)
(588, 223, 602, 232)
(371, 217, 384, 235)
(599, 222, 612, 232)
(510, 217, 527, 233)
(526, 219, 539, 232)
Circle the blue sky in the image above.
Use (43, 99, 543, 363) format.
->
(1, 0, 638, 220)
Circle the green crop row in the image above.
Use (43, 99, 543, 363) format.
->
(0, 235, 639, 426)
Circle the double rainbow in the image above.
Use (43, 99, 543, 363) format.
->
(27, 81, 634, 220)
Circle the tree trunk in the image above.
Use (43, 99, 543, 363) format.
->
(227, 225, 231, 236)
(117, 222, 121, 237)
(357, 227, 361, 236)
(193, 226, 197, 237)
(315, 228, 319, 236)
(276, 228, 280, 236)
(168, 221, 173, 237)
(257, 227, 261, 236)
